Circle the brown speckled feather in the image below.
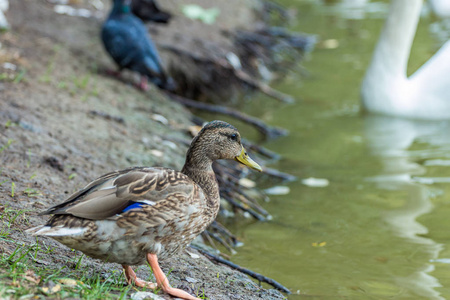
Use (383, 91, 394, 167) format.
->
(40, 167, 197, 221)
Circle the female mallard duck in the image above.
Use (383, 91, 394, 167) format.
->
(27, 120, 261, 300)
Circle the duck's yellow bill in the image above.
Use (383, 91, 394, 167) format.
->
(235, 148, 262, 172)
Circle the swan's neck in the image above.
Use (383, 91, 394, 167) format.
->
(368, 0, 422, 77)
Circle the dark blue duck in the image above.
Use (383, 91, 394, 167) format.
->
(101, 0, 175, 90)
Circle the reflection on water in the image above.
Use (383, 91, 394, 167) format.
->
(364, 115, 448, 300)
(228, 0, 450, 299)
(321, 0, 388, 19)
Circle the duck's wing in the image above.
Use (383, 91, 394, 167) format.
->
(410, 40, 450, 94)
(40, 167, 196, 220)
(101, 17, 147, 68)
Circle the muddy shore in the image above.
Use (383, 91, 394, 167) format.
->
(0, 1, 288, 299)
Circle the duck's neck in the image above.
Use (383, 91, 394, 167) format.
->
(181, 148, 220, 215)
(368, 0, 422, 78)
(111, 0, 130, 15)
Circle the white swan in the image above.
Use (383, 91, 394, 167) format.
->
(361, 0, 450, 119)
(429, 0, 450, 18)
(0, 0, 9, 30)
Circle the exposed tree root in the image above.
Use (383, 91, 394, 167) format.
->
(191, 245, 292, 294)
(167, 92, 288, 139)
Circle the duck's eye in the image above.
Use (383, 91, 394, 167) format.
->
(229, 134, 238, 141)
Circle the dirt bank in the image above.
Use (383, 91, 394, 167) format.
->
(0, 0, 287, 299)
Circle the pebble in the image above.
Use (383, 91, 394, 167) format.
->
(185, 276, 198, 283)
(238, 178, 256, 188)
(301, 177, 329, 187)
(151, 114, 169, 125)
(186, 251, 200, 259)
(264, 186, 290, 195)
(130, 291, 165, 300)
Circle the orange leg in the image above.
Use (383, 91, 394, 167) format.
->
(138, 76, 149, 91)
(146, 253, 200, 300)
(122, 264, 157, 289)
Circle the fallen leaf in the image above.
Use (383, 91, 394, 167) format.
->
(11, 280, 20, 287)
(41, 281, 61, 294)
(50, 284, 61, 293)
(375, 256, 388, 263)
(59, 278, 77, 287)
(24, 270, 41, 284)
(312, 241, 327, 247)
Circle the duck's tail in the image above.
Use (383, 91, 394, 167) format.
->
(25, 225, 86, 237)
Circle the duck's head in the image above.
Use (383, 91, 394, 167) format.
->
(186, 120, 262, 172)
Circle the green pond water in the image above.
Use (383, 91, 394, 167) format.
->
(225, 1, 450, 299)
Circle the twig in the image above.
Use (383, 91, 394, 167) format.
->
(88, 110, 125, 124)
(263, 167, 297, 182)
(205, 230, 235, 253)
(234, 191, 269, 216)
(201, 231, 218, 250)
(166, 93, 287, 139)
(242, 139, 280, 160)
(190, 245, 291, 294)
(210, 221, 238, 246)
(234, 68, 294, 103)
(222, 193, 267, 221)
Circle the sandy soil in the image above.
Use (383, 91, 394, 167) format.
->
(0, 0, 285, 299)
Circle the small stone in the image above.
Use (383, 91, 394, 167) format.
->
(264, 186, 290, 195)
(301, 177, 329, 187)
(186, 251, 200, 259)
(185, 276, 198, 283)
(238, 178, 256, 188)
(151, 114, 169, 125)
(162, 140, 178, 150)
(130, 291, 165, 300)
(150, 150, 163, 157)
(3, 62, 16, 70)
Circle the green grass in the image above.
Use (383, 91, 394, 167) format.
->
(10, 181, 15, 198)
(4, 120, 18, 129)
(23, 188, 42, 197)
(0, 246, 132, 299)
(0, 139, 14, 154)
(0, 69, 27, 83)
(39, 45, 61, 83)
(44, 60, 99, 102)
(0, 240, 133, 298)
(0, 206, 29, 240)
(0, 206, 206, 299)
(0, 206, 135, 299)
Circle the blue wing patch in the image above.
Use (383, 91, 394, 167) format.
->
(122, 202, 145, 213)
